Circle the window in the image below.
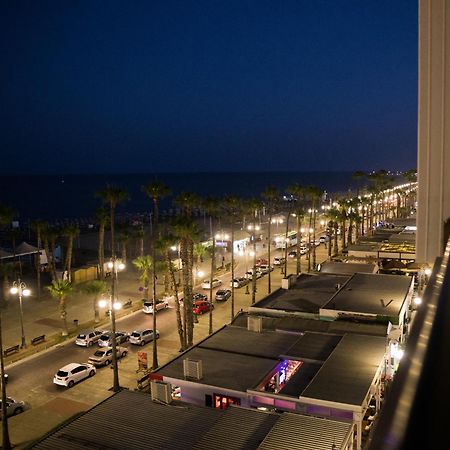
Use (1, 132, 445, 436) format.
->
(213, 394, 240, 410)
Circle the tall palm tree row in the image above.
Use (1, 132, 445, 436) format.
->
(132, 255, 153, 301)
(31, 220, 46, 299)
(287, 184, 307, 276)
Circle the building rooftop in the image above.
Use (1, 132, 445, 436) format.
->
(321, 272, 412, 317)
(318, 261, 378, 275)
(300, 333, 386, 406)
(32, 390, 352, 450)
(252, 274, 350, 314)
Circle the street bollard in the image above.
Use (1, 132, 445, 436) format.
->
(245, 285, 250, 295)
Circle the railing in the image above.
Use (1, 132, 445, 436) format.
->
(368, 237, 450, 449)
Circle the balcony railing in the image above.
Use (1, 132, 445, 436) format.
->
(368, 237, 450, 449)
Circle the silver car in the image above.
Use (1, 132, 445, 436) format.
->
(97, 331, 129, 347)
(75, 330, 104, 347)
(0, 397, 25, 417)
(88, 346, 128, 367)
(129, 329, 160, 346)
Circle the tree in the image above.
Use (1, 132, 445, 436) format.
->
(352, 171, 366, 197)
(156, 235, 185, 351)
(306, 186, 323, 270)
(171, 216, 199, 348)
(193, 243, 206, 286)
(0, 263, 15, 307)
(286, 184, 306, 276)
(81, 279, 107, 323)
(261, 187, 280, 291)
(223, 196, 241, 319)
(46, 280, 73, 336)
(62, 224, 80, 282)
(242, 199, 261, 304)
(202, 197, 221, 335)
(142, 181, 170, 370)
(0, 308, 12, 449)
(132, 255, 153, 301)
(117, 225, 130, 263)
(95, 207, 109, 279)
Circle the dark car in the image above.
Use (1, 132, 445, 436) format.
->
(215, 289, 231, 302)
(193, 300, 213, 315)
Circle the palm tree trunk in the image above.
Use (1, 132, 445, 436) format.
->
(60, 297, 68, 336)
(166, 251, 184, 351)
(64, 238, 73, 282)
(36, 229, 41, 299)
(0, 312, 12, 450)
(94, 295, 100, 323)
(252, 222, 257, 304)
(230, 224, 235, 320)
(267, 214, 272, 293)
(49, 238, 57, 281)
(208, 217, 215, 335)
(98, 224, 105, 279)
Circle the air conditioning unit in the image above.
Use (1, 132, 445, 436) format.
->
(183, 358, 203, 380)
(247, 315, 263, 332)
(150, 380, 172, 404)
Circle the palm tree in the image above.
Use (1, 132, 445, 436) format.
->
(0, 308, 12, 449)
(95, 207, 109, 279)
(287, 184, 307, 276)
(0, 263, 15, 307)
(80, 279, 107, 323)
(117, 226, 130, 263)
(62, 224, 79, 282)
(96, 185, 129, 260)
(46, 279, 72, 336)
(193, 243, 206, 286)
(171, 216, 199, 348)
(325, 208, 341, 257)
(352, 171, 366, 197)
(132, 255, 153, 301)
(0, 204, 15, 229)
(306, 186, 322, 270)
(261, 187, 280, 292)
(47, 226, 59, 281)
(174, 192, 200, 217)
(31, 220, 46, 299)
(156, 235, 186, 351)
(223, 196, 241, 319)
(242, 199, 261, 304)
(202, 197, 221, 335)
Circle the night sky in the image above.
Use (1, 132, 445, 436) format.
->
(2, 0, 418, 174)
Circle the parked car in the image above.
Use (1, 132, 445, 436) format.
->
(97, 331, 129, 347)
(88, 346, 128, 367)
(230, 277, 248, 288)
(255, 258, 268, 267)
(129, 329, 160, 346)
(142, 299, 169, 314)
(273, 256, 286, 265)
(201, 278, 222, 290)
(193, 292, 208, 301)
(288, 251, 297, 258)
(245, 269, 262, 279)
(0, 397, 25, 417)
(319, 235, 329, 243)
(53, 363, 96, 388)
(259, 264, 273, 273)
(75, 330, 104, 347)
(193, 300, 213, 314)
(215, 289, 231, 302)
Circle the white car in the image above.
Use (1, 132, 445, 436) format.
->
(142, 299, 169, 314)
(273, 256, 286, 265)
(258, 264, 273, 273)
(201, 279, 222, 290)
(53, 363, 96, 388)
(129, 329, 160, 346)
(244, 269, 262, 279)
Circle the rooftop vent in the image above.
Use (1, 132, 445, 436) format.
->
(183, 358, 203, 380)
(150, 380, 172, 404)
(247, 315, 263, 332)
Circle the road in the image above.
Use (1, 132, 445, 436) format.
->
(4, 240, 329, 429)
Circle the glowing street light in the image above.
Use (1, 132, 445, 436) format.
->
(10, 280, 31, 349)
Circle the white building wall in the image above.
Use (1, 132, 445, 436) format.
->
(417, 0, 450, 263)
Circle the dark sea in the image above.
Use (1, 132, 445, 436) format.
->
(1, 172, 365, 223)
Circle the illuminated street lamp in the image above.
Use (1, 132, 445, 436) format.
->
(100, 258, 125, 392)
(10, 280, 31, 349)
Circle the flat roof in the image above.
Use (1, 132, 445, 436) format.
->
(300, 334, 386, 406)
(253, 274, 350, 313)
(321, 272, 412, 316)
(318, 261, 377, 275)
(258, 412, 352, 450)
(32, 390, 280, 450)
(156, 346, 279, 392)
(232, 313, 389, 337)
(284, 332, 342, 361)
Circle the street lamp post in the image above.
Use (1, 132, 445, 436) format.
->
(10, 280, 31, 349)
(100, 258, 125, 392)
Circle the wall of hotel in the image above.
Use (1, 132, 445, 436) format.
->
(417, 0, 450, 264)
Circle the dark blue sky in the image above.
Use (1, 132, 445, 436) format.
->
(1, 0, 418, 174)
